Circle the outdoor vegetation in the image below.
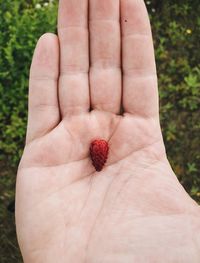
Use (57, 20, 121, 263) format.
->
(0, 0, 199, 261)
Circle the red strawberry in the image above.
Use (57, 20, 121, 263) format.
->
(90, 139, 109, 172)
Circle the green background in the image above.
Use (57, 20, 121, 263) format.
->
(0, 0, 199, 261)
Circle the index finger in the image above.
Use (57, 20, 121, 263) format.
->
(58, 0, 90, 117)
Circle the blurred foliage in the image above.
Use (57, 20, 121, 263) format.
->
(0, 0, 199, 262)
(147, 0, 200, 203)
(0, 0, 57, 166)
(0, 0, 58, 262)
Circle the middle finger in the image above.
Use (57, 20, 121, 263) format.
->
(89, 0, 122, 114)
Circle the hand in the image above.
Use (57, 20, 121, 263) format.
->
(16, 0, 200, 262)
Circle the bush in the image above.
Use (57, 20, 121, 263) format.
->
(0, 0, 199, 262)
(0, 0, 57, 165)
(0, 0, 199, 200)
(0, 2, 57, 260)
(148, 0, 200, 202)
(0, 0, 200, 202)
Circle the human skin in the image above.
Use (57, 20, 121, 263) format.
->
(15, 0, 200, 262)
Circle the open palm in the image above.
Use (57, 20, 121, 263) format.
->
(16, 0, 200, 262)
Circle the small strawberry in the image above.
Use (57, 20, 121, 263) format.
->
(90, 139, 109, 172)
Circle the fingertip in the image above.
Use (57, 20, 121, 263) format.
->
(30, 33, 59, 79)
(121, 0, 151, 36)
(37, 32, 58, 47)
